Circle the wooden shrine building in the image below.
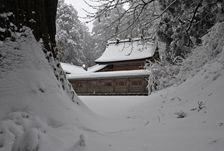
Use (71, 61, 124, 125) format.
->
(62, 38, 159, 95)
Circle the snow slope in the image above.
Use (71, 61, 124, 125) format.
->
(1, 26, 224, 151)
(81, 46, 224, 151)
(0, 32, 102, 151)
(122, 51, 224, 151)
(81, 96, 148, 117)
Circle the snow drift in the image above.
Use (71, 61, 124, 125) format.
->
(81, 23, 224, 151)
(0, 30, 96, 151)
(1, 22, 224, 151)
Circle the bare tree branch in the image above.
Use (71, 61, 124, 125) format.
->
(186, 0, 203, 33)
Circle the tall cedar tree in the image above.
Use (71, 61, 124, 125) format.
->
(0, 0, 58, 55)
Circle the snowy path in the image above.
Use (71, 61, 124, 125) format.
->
(79, 59, 224, 151)
(80, 90, 224, 151)
(80, 96, 148, 118)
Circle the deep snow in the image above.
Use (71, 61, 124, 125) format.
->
(0, 26, 224, 151)
(81, 96, 148, 117)
(81, 48, 224, 151)
(0, 32, 99, 151)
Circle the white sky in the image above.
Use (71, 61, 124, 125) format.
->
(65, 0, 94, 31)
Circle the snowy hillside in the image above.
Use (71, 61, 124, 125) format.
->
(0, 32, 99, 151)
(80, 23, 224, 151)
(81, 45, 224, 151)
(123, 49, 224, 151)
(1, 24, 224, 151)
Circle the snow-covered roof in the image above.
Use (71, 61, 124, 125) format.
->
(60, 63, 107, 74)
(95, 38, 155, 63)
(67, 70, 149, 80)
(87, 64, 108, 72)
(60, 63, 87, 74)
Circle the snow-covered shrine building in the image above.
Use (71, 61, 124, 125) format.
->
(62, 38, 160, 95)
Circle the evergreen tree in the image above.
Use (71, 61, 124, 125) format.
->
(86, 0, 224, 63)
(157, 0, 224, 63)
(0, 0, 58, 54)
(56, 0, 96, 66)
(92, 6, 135, 59)
(56, 0, 85, 65)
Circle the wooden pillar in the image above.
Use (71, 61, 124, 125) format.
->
(112, 79, 115, 93)
(127, 78, 130, 94)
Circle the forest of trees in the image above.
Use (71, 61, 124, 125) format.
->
(56, 0, 158, 66)
(0, 0, 58, 60)
(1, 0, 223, 78)
(55, 0, 224, 67)
(55, 1, 141, 66)
(56, 0, 96, 66)
(1, 0, 223, 90)
(86, 0, 224, 64)
(1, 0, 223, 66)
(0, 0, 223, 80)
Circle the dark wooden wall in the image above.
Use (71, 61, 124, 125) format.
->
(69, 59, 150, 95)
(70, 77, 148, 96)
(98, 52, 160, 72)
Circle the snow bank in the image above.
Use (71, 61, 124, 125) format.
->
(122, 28, 224, 151)
(80, 40, 224, 151)
(0, 30, 98, 151)
(147, 22, 224, 91)
(80, 49, 224, 151)
(1, 23, 224, 151)
(80, 23, 224, 151)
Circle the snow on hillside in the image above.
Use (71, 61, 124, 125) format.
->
(81, 46, 224, 151)
(80, 23, 224, 150)
(0, 31, 101, 151)
(147, 22, 224, 91)
(0, 24, 224, 151)
(123, 50, 224, 151)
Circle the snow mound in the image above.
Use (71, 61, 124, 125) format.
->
(0, 31, 97, 151)
(80, 50, 224, 151)
(124, 40, 224, 151)
(177, 22, 224, 83)
(147, 22, 224, 91)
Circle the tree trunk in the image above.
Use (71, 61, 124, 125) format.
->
(0, 0, 58, 53)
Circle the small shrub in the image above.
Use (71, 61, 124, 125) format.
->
(198, 101, 206, 112)
(175, 111, 187, 118)
(39, 88, 45, 93)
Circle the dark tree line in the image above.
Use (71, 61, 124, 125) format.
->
(0, 0, 58, 55)
(157, 0, 224, 63)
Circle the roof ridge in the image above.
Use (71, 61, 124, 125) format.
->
(107, 37, 154, 44)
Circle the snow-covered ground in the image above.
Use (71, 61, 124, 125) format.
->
(81, 96, 148, 117)
(0, 31, 98, 151)
(80, 49, 224, 151)
(1, 24, 224, 151)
